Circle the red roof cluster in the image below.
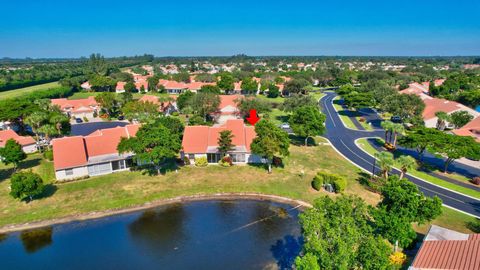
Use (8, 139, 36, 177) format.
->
(52, 124, 140, 170)
(0, 130, 35, 147)
(453, 116, 480, 142)
(182, 119, 256, 154)
(51, 96, 99, 113)
(158, 79, 215, 91)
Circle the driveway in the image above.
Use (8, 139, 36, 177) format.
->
(320, 92, 480, 218)
(71, 121, 129, 136)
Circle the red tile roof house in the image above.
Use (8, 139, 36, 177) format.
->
(115, 81, 126, 93)
(213, 95, 243, 124)
(181, 119, 264, 165)
(158, 79, 216, 94)
(138, 95, 178, 115)
(52, 124, 139, 180)
(453, 116, 480, 143)
(409, 225, 480, 270)
(50, 96, 100, 119)
(0, 130, 37, 153)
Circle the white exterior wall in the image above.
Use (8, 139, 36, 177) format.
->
(424, 118, 438, 128)
(72, 112, 95, 119)
(55, 166, 89, 181)
(22, 144, 37, 154)
(183, 152, 264, 165)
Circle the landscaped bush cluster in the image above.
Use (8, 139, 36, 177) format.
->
(219, 156, 233, 167)
(195, 156, 208, 167)
(311, 171, 347, 193)
(471, 176, 480, 186)
(43, 150, 53, 161)
(183, 156, 191, 165)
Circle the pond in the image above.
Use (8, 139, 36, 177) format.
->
(0, 200, 303, 270)
(476, 105, 480, 113)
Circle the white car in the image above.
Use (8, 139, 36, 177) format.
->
(280, 123, 290, 129)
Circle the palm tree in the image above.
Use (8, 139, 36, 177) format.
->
(397, 155, 417, 179)
(435, 111, 450, 131)
(24, 111, 48, 143)
(391, 123, 405, 148)
(381, 121, 394, 144)
(37, 124, 58, 149)
(49, 113, 69, 135)
(375, 151, 394, 179)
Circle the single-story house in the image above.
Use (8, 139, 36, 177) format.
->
(181, 119, 263, 164)
(213, 95, 242, 124)
(0, 129, 37, 153)
(116, 81, 126, 93)
(453, 116, 480, 143)
(80, 81, 91, 90)
(409, 225, 480, 270)
(51, 96, 100, 119)
(52, 124, 140, 180)
(138, 95, 178, 115)
(421, 97, 479, 128)
(158, 79, 216, 94)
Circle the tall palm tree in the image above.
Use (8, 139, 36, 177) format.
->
(381, 121, 394, 144)
(49, 113, 69, 135)
(391, 123, 405, 147)
(435, 111, 450, 131)
(397, 155, 417, 179)
(375, 151, 394, 179)
(37, 124, 58, 149)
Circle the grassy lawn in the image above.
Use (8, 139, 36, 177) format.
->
(356, 138, 480, 199)
(309, 92, 325, 101)
(257, 94, 284, 105)
(68, 92, 99, 100)
(332, 97, 358, 130)
(0, 82, 60, 100)
(263, 108, 290, 126)
(0, 141, 476, 234)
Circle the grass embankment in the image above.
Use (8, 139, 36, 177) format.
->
(332, 97, 359, 130)
(0, 141, 476, 233)
(356, 138, 480, 199)
(0, 82, 60, 100)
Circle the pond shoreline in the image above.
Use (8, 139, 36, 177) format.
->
(0, 193, 312, 234)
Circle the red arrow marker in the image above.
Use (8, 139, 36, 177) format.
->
(246, 109, 260, 125)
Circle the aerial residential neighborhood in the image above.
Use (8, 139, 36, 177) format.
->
(0, 1, 479, 269)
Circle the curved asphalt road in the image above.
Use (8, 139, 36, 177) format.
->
(320, 92, 480, 218)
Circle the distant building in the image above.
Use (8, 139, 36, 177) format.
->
(80, 81, 91, 90)
(157, 79, 215, 94)
(409, 225, 480, 270)
(52, 124, 140, 180)
(181, 119, 263, 165)
(0, 129, 37, 153)
(116, 81, 126, 93)
(51, 96, 100, 119)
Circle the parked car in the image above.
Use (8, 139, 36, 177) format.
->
(117, 115, 125, 120)
(280, 123, 290, 129)
(75, 118, 83, 123)
(390, 116, 402, 123)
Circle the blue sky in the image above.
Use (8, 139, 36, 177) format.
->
(1, 0, 479, 57)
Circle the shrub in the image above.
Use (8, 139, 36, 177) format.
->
(219, 156, 233, 167)
(359, 117, 366, 122)
(10, 171, 44, 201)
(83, 116, 89, 122)
(43, 150, 53, 161)
(93, 111, 98, 118)
(389, 251, 407, 266)
(314, 171, 347, 193)
(183, 156, 191, 165)
(171, 111, 179, 116)
(332, 177, 347, 193)
(272, 156, 283, 167)
(471, 177, 480, 185)
(195, 156, 208, 167)
(312, 175, 323, 191)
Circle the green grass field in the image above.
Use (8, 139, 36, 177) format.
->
(0, 82, 60, 100)
(356, 138, 480, 199)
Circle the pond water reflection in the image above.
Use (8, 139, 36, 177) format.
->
(0, 200, 303, 270)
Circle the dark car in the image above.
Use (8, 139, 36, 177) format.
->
(117, 115, 125, 121)
(75, 118, 83, 123)
(390, 116, 402, 123)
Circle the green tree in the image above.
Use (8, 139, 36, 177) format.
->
(10, 171, 44, 202)
(95, 92, 117, 116)
(217, 73, 235, 91)
(289, 106, 326, 145)
(267, 84, 280, 98)
(199, 84, 221, 94)
(24, 111, 49, 142)
(236, 97, 272, 117)
(373, 176, 442, 248)
(380, 121, 394, 144)
(176, 90, 194, 111)
(89, 75, 116, 92)
(381, 94, 425, 125)
(191, 93, 220, 121)
(295, 195, 392, 270)
(428, 133, 480, 172)
(391, 123, 405, 147)
(241, 77, 258, 95)
(250, 120, 290, 173)
(122, 101, 160, 122)
(283, 78, 309, 96)
(374, 151, 394, 179)
(450, 110, 474, 128)
(0, 139, 27, 170)
(172, 72, 190, 83)
(435, 111, 450, 130)
(396, 155, 417, 179)
(37, 124, 58, 146)
(398, 127, 443, 162)
(117, 118, 182, 174)
(282, 94, 316, 112)
(217, 130, 235, 156)
(124, 82, 136, 93)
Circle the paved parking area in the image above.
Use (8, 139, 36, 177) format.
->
(71, 121, 129, 136)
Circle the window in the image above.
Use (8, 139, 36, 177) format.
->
(88, 162, 112, 176)
(231, 154, 245, 163)
(207, 153, 221, 163)
(65, 169, 73, 176)
(112, 160, 126, 171)
(188, 154, 195, 160)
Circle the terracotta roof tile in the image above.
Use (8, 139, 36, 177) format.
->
(0, 130, 36, 147)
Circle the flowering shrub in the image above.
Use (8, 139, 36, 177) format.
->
(471, 176, 480, 185)
(219, 156, 233, 167)
(389, 251, 406, 266)
(194, 156, 208, 167)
